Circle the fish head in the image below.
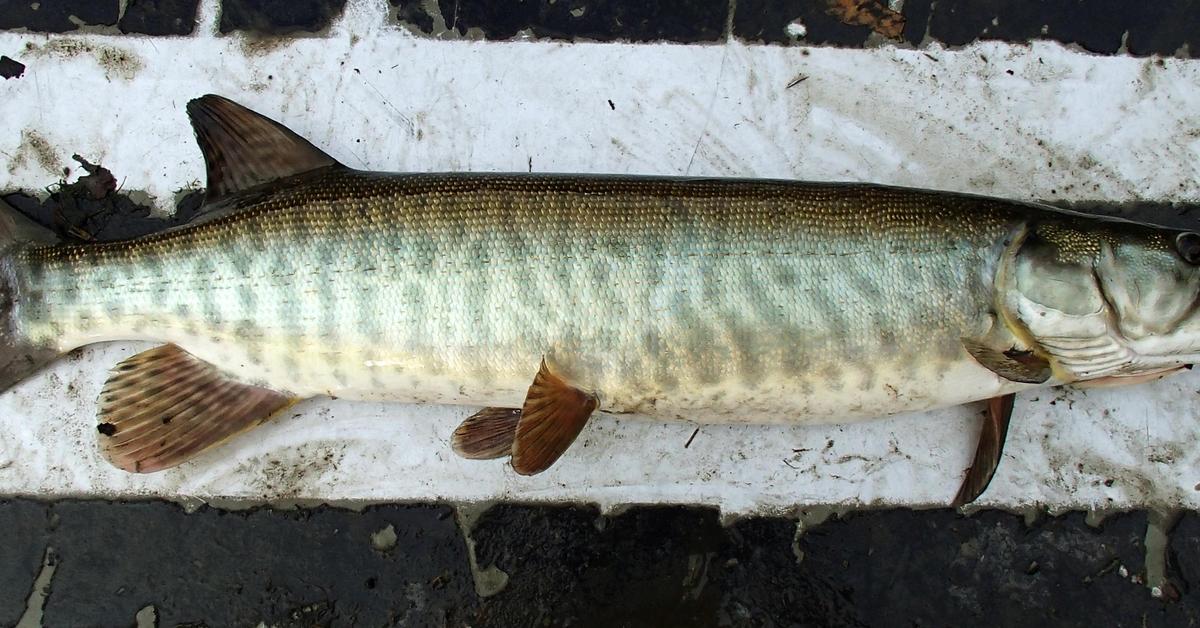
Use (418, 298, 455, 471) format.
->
(1003, 219, 1200, 382)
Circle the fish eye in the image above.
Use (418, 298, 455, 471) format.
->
(1177, 233, 1200, 265)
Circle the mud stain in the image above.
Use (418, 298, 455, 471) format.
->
(15, 547, 56, 628)
(238, 36, 294, 58)
(25, 131, 59, 173)
(25, 39, 143, 81)
(370, 523, 398, 552)
(94, 46, 142, 80)
(237, 441, 348, 499)
(134, 605, 157, 628)
(8, 130, 60, 175)
(391, 0, 452, 37)
(455, 503, 509, 598)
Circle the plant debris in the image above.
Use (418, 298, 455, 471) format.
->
(825, 0, 905, 39)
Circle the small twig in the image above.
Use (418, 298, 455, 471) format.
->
(786, 74, 809, 89)
(684, 428, 700, 448)
(1095, 558, 1122, 578)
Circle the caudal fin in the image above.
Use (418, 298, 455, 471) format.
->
(0, 197, 60, 392)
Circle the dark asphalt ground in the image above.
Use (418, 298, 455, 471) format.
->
(2, 0, 1198, 53)
(4, 500, 1200, 627)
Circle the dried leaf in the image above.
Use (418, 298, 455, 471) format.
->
(826, 0, 906, 40)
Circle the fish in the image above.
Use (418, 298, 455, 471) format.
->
(2, 95, 1198, 505)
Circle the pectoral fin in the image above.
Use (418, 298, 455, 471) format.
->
(962, 338, 1051, 384)
(511, 359, 599, 475)
(952, 393, 1015, 507)
(452, 407, 522, 460)
(96, 344, 297, 473)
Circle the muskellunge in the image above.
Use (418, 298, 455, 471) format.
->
(2, 96, 1197, 504)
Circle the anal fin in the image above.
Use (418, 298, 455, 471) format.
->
(452, 407, 521, 460)
(97, 344, 297, 473)
(952, 393, 1016, 507)
(511, 359, 599, 475)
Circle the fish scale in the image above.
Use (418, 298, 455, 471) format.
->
(17, 171, 1016, 421)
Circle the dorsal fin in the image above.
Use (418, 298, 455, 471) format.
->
(186, 94, 340, 203)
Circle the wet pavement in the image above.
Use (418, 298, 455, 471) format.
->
(2, 500, 1198, 626)
(4, 0, 1196, 55)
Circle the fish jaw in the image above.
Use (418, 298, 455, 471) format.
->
(999, 220, 1200, 383)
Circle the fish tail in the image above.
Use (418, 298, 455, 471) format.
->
(0, 197, 60, 392)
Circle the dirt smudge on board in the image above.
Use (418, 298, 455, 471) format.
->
(8, 130, 60, 176)
(24, 39, 142, 80)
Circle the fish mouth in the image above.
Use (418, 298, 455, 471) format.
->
(1033, 324, 1200, 381)
(1115, 334, 1200, 374)
(1089, 262, 1200, 376)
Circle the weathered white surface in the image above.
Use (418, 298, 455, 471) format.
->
(1, 0, 1199, 514)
